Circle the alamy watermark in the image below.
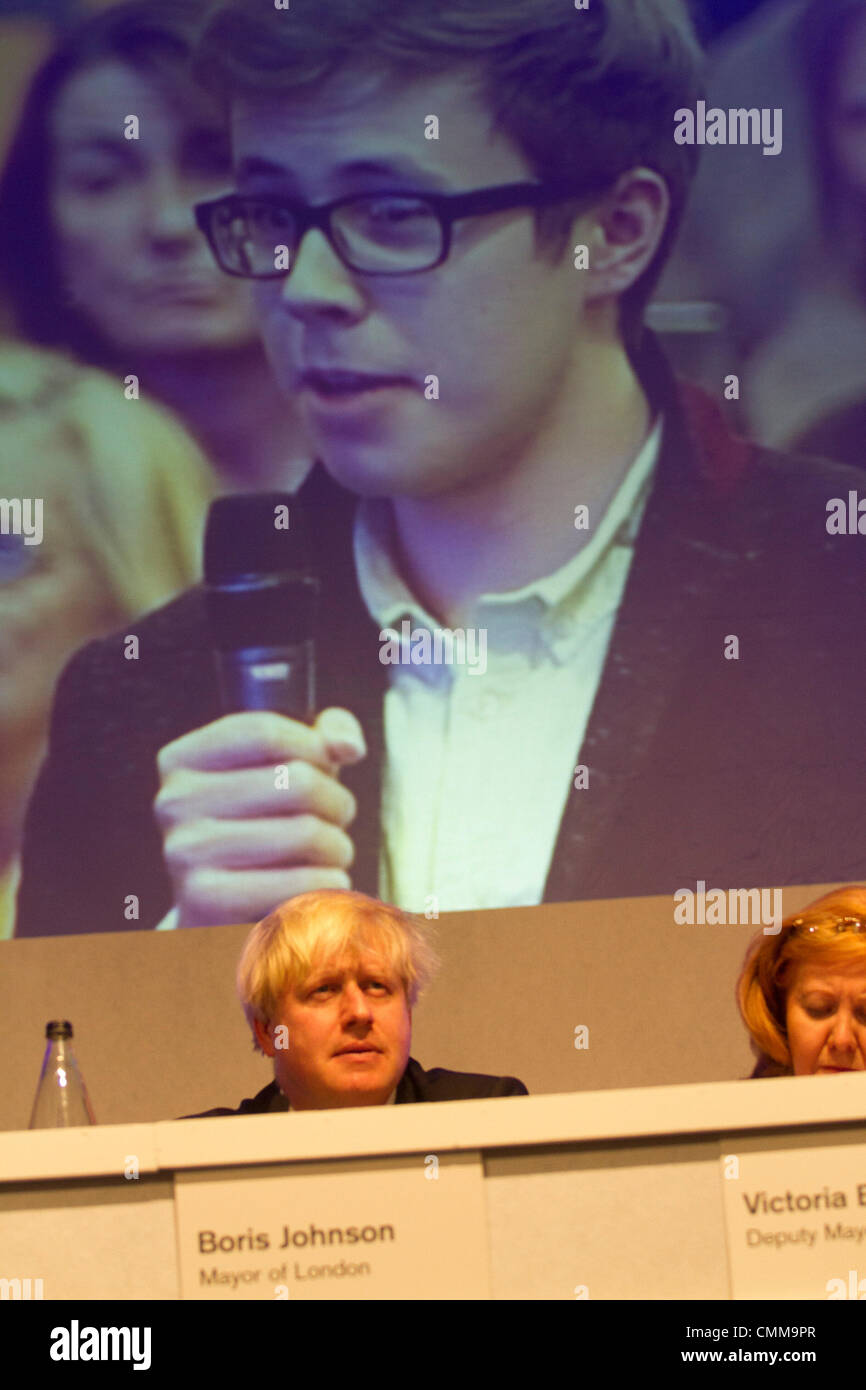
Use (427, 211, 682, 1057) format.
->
(827, 491, 866, 534)
(50, 1322, 151, 1370)
(827, 1268, 866, 1299)
(674, 101, 782, 157)
(674, 880, 783, 935)
(0, 497, 42, 545)
(379, 620, 487, 675)
(0, 1276, 43, 1299)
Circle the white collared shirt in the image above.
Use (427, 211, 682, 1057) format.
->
(354, 419, 663, 912)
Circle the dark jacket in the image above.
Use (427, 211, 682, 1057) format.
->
(183, 1056, 529, 1116)
(15, 333, 866, 935)
(793, 398, 866, 473)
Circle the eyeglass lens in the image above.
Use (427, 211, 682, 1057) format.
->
(211, 196, 444, 274)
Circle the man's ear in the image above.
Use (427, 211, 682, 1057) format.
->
(253, 1016, 276, 1057)
(578, 167, 670, 304)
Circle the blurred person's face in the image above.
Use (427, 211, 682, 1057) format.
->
(232, 71, 600, 501)
(784, 959, 866, 1075)
(0, 439, 119, 761)
(50, 61, 257, 356)
(253, 942, 412, 1109)
(828, 13, 866, 203)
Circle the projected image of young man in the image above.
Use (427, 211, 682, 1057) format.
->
(16, 0, 866, 936)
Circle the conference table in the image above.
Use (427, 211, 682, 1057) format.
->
(2, 1073, 865, 1300)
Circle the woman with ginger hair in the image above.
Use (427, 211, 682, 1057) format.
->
(0, 342, 217, 938)
(737, 885, 866, 1078)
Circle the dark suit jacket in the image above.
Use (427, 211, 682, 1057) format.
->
(793, 398, 866, 473)
(15, 332, 866, 935)
(183, 1056, 529, 1116)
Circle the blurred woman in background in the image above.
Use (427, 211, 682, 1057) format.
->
(747, 0, 866, 458)
(0, 343, 217, 938)
(0, 0, 309, 490)
(658, 0, 866, 466)
(737, 885, 866, 1078)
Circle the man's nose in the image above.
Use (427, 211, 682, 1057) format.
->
(341, 981, 373, 1020)
(276, 228, 365, 320)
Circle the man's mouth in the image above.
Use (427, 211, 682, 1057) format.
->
(335, 1044, 380, 1055)
(300, 368, 413, 397)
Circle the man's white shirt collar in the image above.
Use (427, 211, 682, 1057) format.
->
(354, 417, 663, 642)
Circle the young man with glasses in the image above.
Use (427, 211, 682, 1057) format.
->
(15, 0, 866, 937)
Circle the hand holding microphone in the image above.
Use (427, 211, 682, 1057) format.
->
(155, 706, 365, 927)
(153, 493, 366, 928)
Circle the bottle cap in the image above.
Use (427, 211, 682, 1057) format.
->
(45, 1020, 73, 1039)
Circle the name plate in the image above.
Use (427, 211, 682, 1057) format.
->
(174, 1150, 490, 1299)
(721, 1140, 866, 1299)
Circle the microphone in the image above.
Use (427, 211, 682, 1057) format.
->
(204, 492, 319, 720)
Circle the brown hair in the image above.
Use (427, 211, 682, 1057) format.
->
(0, 0, 223, 363)
(194, 0, 705, 355)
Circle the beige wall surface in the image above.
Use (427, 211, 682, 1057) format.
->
(0, 882, 835, 1132)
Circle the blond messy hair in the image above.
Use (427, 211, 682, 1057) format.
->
(737, 885, 866, 1077)
(237, 890, 441, 1052)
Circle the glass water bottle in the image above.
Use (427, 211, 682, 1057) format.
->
(28, 1020, 96, 1128)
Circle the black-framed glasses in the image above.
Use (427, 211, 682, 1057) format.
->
(194, 181, 603, 279)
